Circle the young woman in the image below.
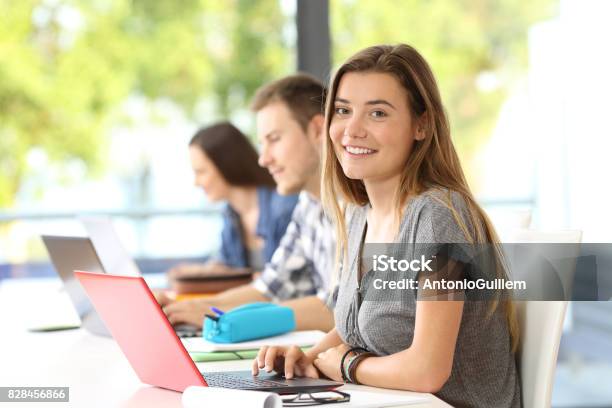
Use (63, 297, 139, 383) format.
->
(253, 45, 521, 407)
(168, 122, 298, 279)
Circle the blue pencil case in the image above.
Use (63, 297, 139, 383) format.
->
(203, 302, 296, 343)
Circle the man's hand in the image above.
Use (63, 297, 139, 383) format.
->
(162, 299, 214, 327)
(152, 290, 174, 307)
(159, 285, 268, 327)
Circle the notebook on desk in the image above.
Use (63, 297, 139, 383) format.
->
(182, 330, 325, 353)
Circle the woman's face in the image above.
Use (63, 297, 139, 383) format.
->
(329, 71, 423, 184)
(189, 146, 231, 202)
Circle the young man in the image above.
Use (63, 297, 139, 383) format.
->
(160, 74, 335, 331)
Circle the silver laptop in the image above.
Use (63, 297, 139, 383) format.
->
(79, 216, 141, 277)
(41, 235, 200, 338)
(41, 235, 111, 336)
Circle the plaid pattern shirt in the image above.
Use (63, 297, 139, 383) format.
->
(252, 192, 335, 302)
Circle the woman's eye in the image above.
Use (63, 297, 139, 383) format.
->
(335, 107, 349, 115)
(371, 110, 387, 118)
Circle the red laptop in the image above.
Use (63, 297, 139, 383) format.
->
(74, 271, 342, 393)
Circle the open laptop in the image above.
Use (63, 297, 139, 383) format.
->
(41, 235, 199, 338)
(79, 216, 141, 277)
(41, 236, 111, 336)
(74, 270, 343, 394)
(81, 216, 253, 295)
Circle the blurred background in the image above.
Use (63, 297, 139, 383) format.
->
(1, 0, 611, 406)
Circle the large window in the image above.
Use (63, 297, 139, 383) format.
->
(330, 0, 555, 210)
(0, 0, 297, 268)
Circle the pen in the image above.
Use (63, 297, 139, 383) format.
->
(205, 314, 219, 322)
(211, 307, 225, 316)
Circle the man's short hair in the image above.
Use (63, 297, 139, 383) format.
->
(250, 73, 326, 132)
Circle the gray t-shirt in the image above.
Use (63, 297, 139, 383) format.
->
(333, 188, 521, 408)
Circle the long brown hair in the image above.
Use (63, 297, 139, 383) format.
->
(321, 44, 519, 351)
(190, 122, 275, 187)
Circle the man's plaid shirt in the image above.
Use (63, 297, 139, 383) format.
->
(252, 192, 335, 302)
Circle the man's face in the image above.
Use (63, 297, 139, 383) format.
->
(257, 102, 320, 195)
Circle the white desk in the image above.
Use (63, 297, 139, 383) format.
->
(0, 278, 451, 407)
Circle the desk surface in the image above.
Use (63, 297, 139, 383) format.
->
(0, 278, 451, 408)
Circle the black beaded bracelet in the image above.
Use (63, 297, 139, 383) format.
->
(339, 347, 368, 382)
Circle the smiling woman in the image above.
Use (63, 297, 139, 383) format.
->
(320, 43, 520, 406)
(329, 71, 424, 184)
(255, 44, 521, 408)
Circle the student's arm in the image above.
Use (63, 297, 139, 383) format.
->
(314, 300, 464, 392)
(251, 200, 334, 332)
(281, 296, 334, 331)
(162, 284, 268, 326)
(164, 198, 332, 330)
(211, 284, 269, 306)
(304, 328, 343, 359)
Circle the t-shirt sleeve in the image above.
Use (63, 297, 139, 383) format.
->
(409, 191, 479, 292)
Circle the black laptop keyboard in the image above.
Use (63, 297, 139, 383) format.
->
(174, 324, 201, 338)
(202, 372, 289, 389)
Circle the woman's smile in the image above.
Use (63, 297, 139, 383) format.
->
(343, 144, 378, 157)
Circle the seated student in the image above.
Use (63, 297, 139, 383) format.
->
(159, 75, 336, 332)
(167, 122, 298, 281)
(253, 44, 521, 407)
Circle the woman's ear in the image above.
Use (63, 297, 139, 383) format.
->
(415, 114, 427, 141)
(415, 128, 425, 141)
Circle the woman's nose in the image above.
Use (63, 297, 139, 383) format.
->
(344, 116, 367, 139)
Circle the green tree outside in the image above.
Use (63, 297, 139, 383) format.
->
(331, 0, 556, 188)
(1, 0, 556, 208)
(0, 0, 292, 208)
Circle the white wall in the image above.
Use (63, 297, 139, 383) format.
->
(529, 0, 612, 241)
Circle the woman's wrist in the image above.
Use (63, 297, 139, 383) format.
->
(339, 347, 369, 383)
(344, 354, 359, 382)
(347, 352, 375, 384)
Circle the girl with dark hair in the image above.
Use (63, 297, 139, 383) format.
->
(168, 122, 298, 281)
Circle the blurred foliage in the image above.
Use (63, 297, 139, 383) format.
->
(331, 0, 557, 183)
(0, 0, 291, 207)
(0, 0, 557, 208)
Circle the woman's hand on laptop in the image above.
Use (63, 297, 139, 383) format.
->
(252, 345, 319, 380)
(163, 299, 210, 327)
